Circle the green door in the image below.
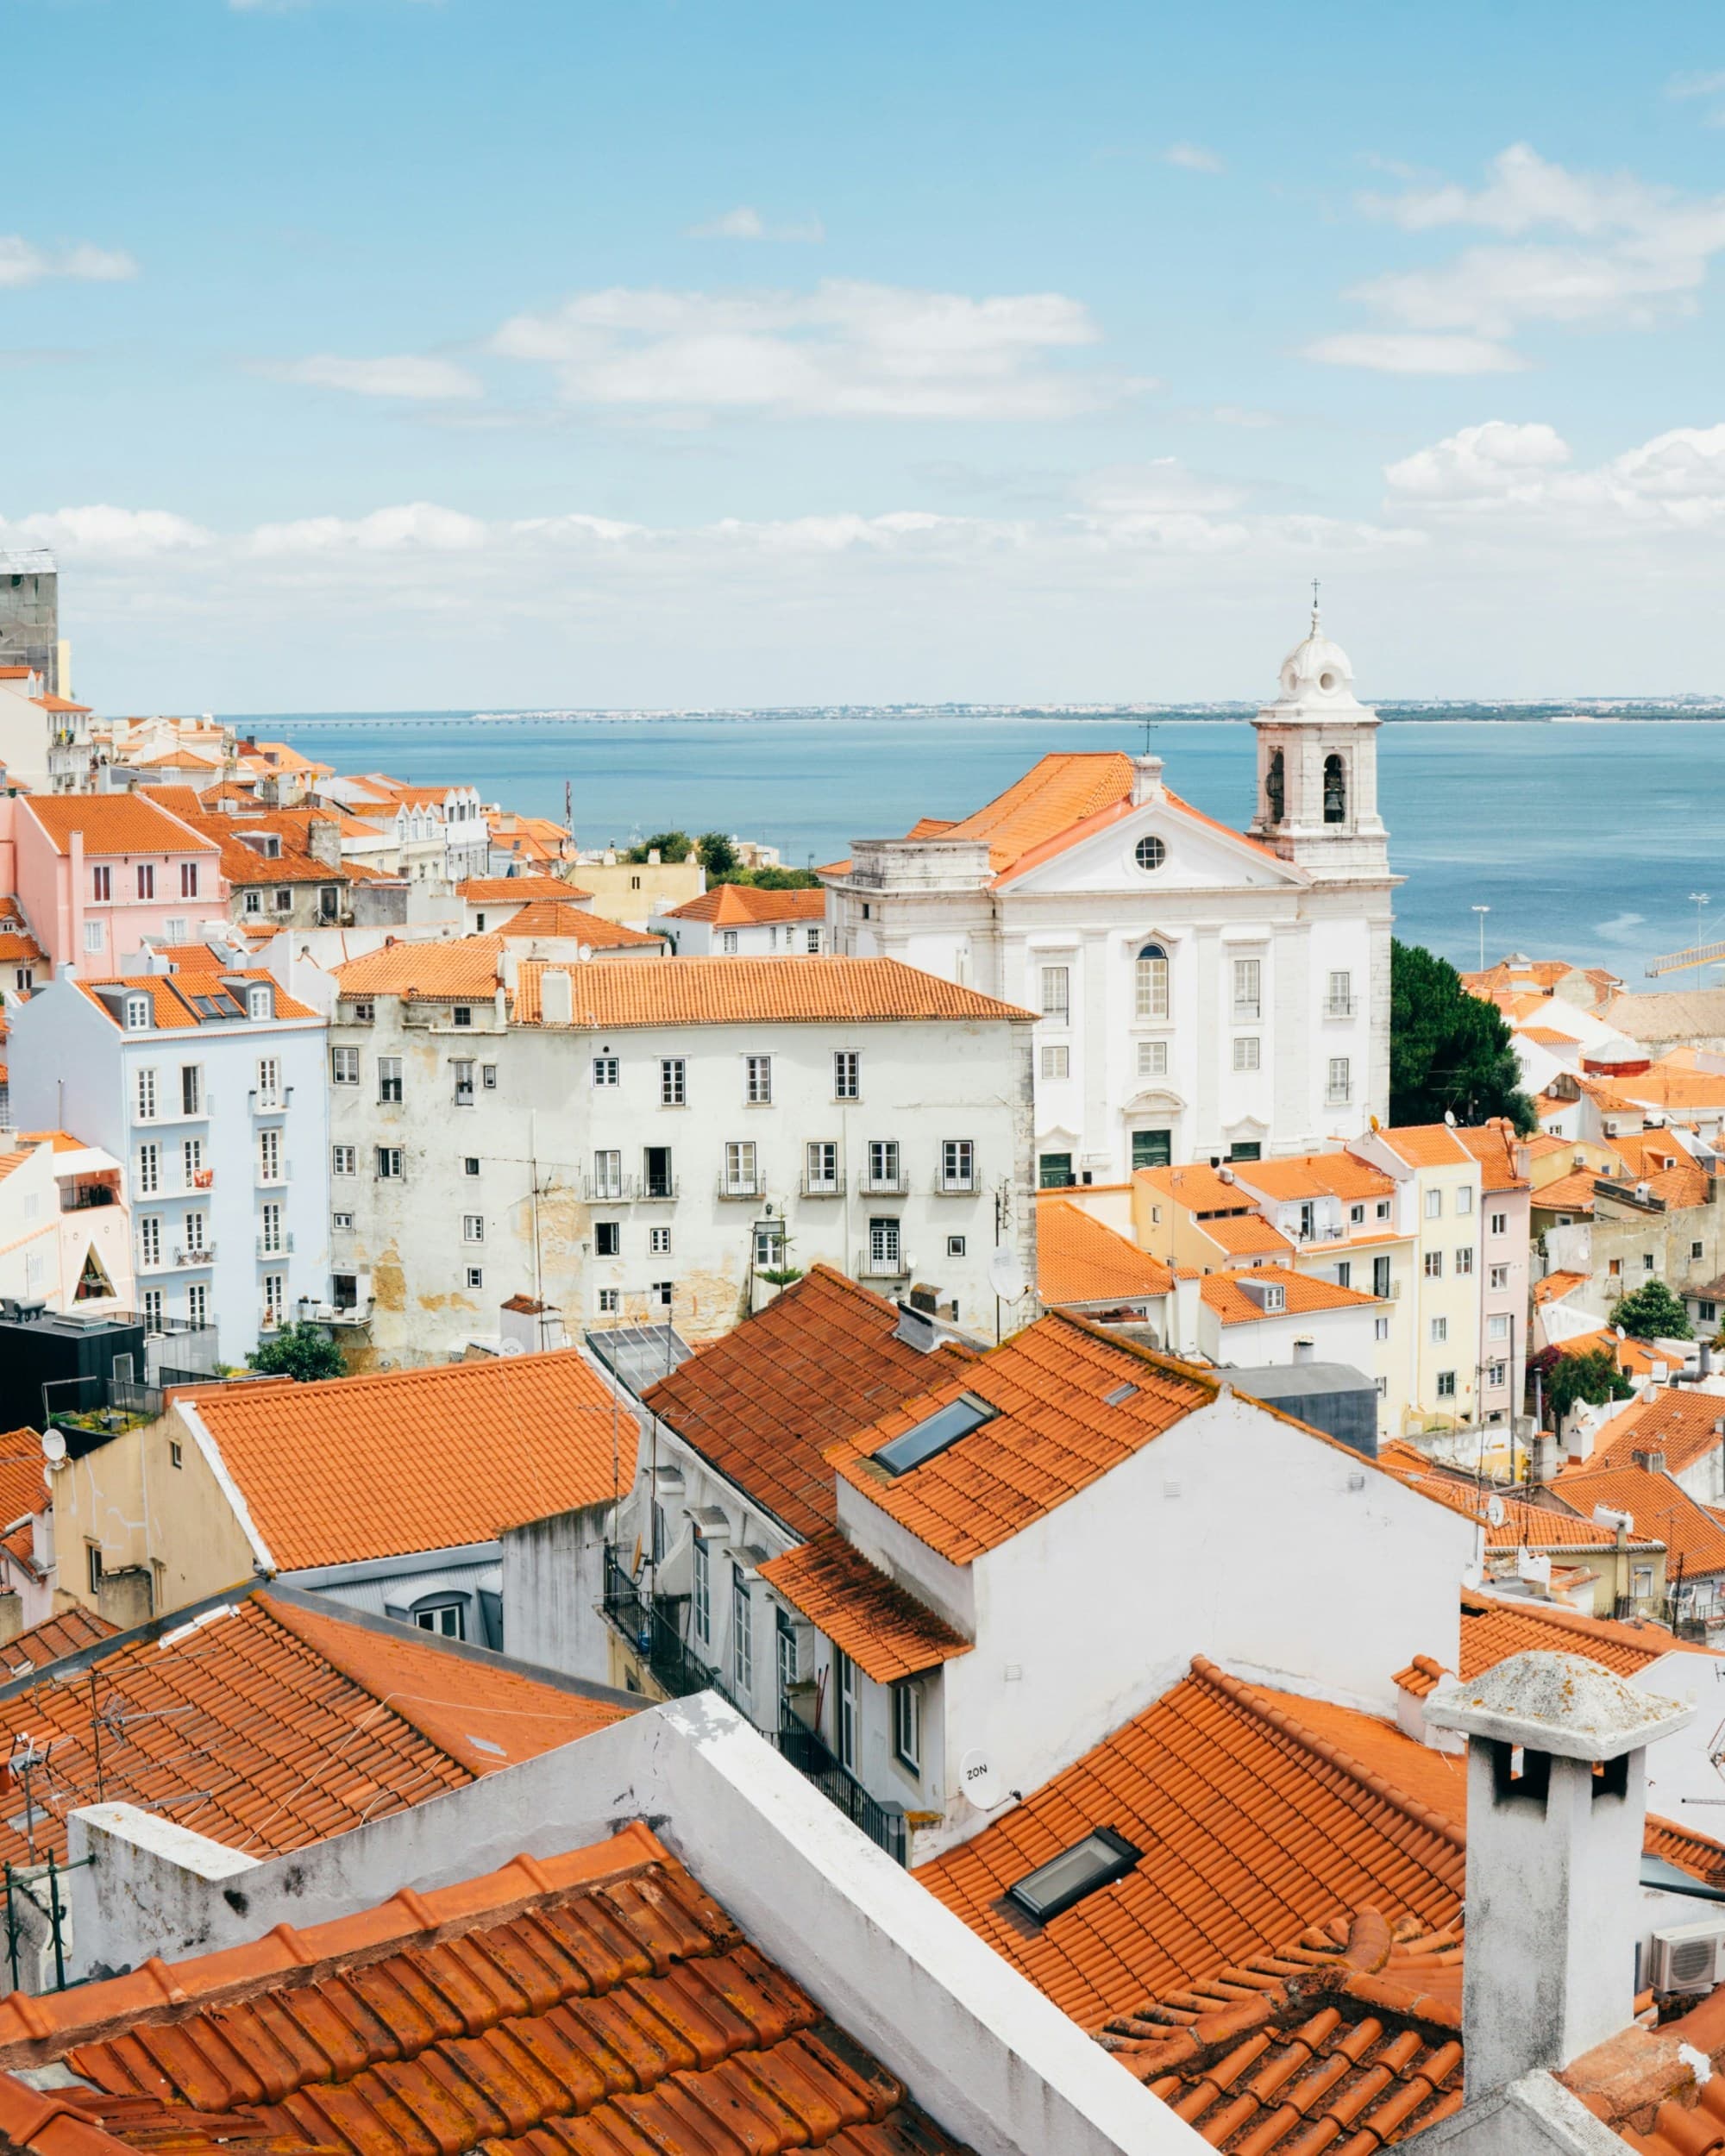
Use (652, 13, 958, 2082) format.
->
(1132, 1129, 1172, 1171)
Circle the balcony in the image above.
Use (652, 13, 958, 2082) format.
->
(249, 1088, 292, 1116)
(860, 1171, 909, 1197)
(1324, 996, 1356, 1019)
(717, 1171, 764, 1201)
(60, 1182, 118, 1213)
(174, 1245, 216, 1267)
(856, 1247, 910, 1280)
(800, 1171, 846, 1199)
(601, 1549, 741, 1707)
(256, 1232, 295, 1257)
(772, 1719, 906, 1865)
(637, 1177, 679, 1204)
(935, 1177, 977, 1198)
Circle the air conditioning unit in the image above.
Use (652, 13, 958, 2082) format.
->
(1649, 1918, 1725, 1994)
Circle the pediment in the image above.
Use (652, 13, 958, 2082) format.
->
(1001, 795, 1308, 899)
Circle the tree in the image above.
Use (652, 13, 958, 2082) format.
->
(248, 1321, 347, 1382)
(1389, 939, 1537, 1132)
(625, 830, 693, 864)
(707, 862, 822, 891)
(1609, 1279, 1693, 1341)
(696, 830, 738, 877)
(1542, 1347, 1633, 1425)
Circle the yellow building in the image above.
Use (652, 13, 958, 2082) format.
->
(568, 849, 706, 930)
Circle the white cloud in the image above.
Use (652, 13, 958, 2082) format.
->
(1383, 421, 1571, 503)
(1385, 417, 1725, 530)
(268, 354, 483, 400)
(687, 206, 825, 242)
(489, 278, 1120, 420)
(1302, 331, 1527, 374)
(0, 237, 138, 289)
(0, 505, 210, 556)
(1164, 143, 1224, 173)
(248, 503, 489, 555)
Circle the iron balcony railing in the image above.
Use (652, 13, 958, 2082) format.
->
(772, 1719, 907, 1865)
(256, 1233, 294, 1257)
(856, 1248, 910, 1279)
(861, 1170, 910, 1196)
(173, 1244, 216, 1267)
(601, 1548, 729, 1702)
(800, 1170, 845, 1198)
(1325, 995, 1355, 1018)
(716, 1173, 764, 1201)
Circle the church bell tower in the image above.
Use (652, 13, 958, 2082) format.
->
(1248, 598, 1390, 883)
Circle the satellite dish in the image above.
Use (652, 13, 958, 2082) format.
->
(1485, 1494, 1507, 1527)
(988, 1247, 1029, 1302)
(579, 946, 594, 962)
(41, 1430, 66, 1466)
(958, 1747, 1003, 1810)
(497, 1338, 524, 1357)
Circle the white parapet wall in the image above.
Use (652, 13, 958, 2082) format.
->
(67, 1691, 1204, 2156)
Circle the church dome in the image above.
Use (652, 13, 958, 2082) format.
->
(1275, 604, 1358, 706)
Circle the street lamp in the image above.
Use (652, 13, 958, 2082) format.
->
(1471, 905, 1490, 972)
(1690, 892, 1709, 953)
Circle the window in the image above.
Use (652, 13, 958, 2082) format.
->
(948, 1233, 967, 1256)
(180, 861, 199, 899)
(720, 929, 738, 955)
(1131, 1130, 1173, 1174)
(1425, 1188, 1442, 1219)
(894, 1683, 922, 1775)
(806, 1141, 838, 1193)
(643, 1146, 674, 1198)
(255, 1056, 280, 1106)
(170, 1439, 183, 1469)
(755, 1222, 786, 1269)
(1233, 1037, 1260, 1072)
(1264, 748, 1284, 822)
(1431, 1317, 1447, 1344)
(452, 1004, 472, 1028)
(836, 1650, 858, 1771)
(1695, 1240, 1708, 1263)
(454, 1059, 475, 1106)
(1374, 1315, 1390, 1340)
(124, 993, 150, 1031)
(724, 1140, 757, 1194)
(136, 863, 155, 900)
(1456, 1186, 1474, 1215)
(142, 1288, 164, 1332)
(1138, 1039, 1168, 1078)
(1375, 1375, 1388, 1399)
(1489, 1263, 1509, 1290)
(1322, 752, 1346, 824)
(777, 1608, 799, 1713)
(1007, 1828, 1142, 1923)
(463, 1156, 480, 1176)
(183, 1138, 203, 1184)
(378, 1056, 403, 1103)
(745, 1055, 772, 1104)
(481, 1064, 498, 1090)
(1645, 1252, 1656, 1273)
(731, 1572, 753, 1693)
(137, 1142, 160, 1194)
(1490, 1211, 1507, 1236)
(165, 917, 187, 944)
(833, 1050, 860, 1100)
(259, 1128, 281, 1183)
(661, 1057, 687, 1105)
(1608, 1257, 1622, 1279)
(84, 918, 104, 953)
(1232, 958, 1261, 1021)
(461, 1213, 484, 1244)
(1455, 1246, 1474, 1275)
(868, 1139, 901, 1189)
(332, 1211, 354, 1232)
(87, 1544, 104, 1595)
(1436, 1369, 1457, 1399)
(1040, 965, 1070, 1022)
(414, 1602, 464, 1639)
(138, 1215, 161, 1268)
(649, 1225, 671, 1255)
(1703, 1300, 1719, 1325)
(595, 1220, 621, 1257)
(243, 890, 263, 917)
(1134, 834, 1166, 872)
(1326, 1057, 1351, 1103)
(598, 1287, 620, 1313)
(593, 1056, 619, 1087)
(1632, 1564, 1654, 1599)
(593, 1150, 623, 1199)
(1135, 944, 1170, 1020)
(1041, 1044, 1070, 1080)
(273, 887, 292, 913)
(693, 1539, 711, 1646)
(351, 1000, 374, 1024)
(91, 864, 111, 903)
(1039, 1151, 1074, 1188)
(1373, 1254, 1391, 1298)
(260, 1202, 285, 1255)
(376, 1146, 404, 1179)
(1336, 1261, 1352, 1288)
(1261, 1282, 1285, 1313)
(942, 1139, 975, 1192)
(806, 927, 820, 953)
(1377, 1200, 1391, 1220)
(869, 1217, 902, 1272)
(1487, 1360, 1507, 1388)
(181, 1065, 201, 1115)
(1326, 969, 1352, 1018)
(332, 1144, 356, 1176)
(1424, 1251, 1443, 1278)
(1229, 1141, 1261, 1162)
(261, 1272, 285, 1328)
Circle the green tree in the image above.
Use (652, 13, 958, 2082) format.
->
(625, 830, 693, 863)
(1609, 1279, 1693, 1340)
(248, 1321, 347, 1382)
(1389, 939, 1537, 1132)
(1544, 1347, 1634, 1424)
(696, 830, 738, 877)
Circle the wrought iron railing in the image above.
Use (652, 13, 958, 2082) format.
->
(601, 1548, 725, 1702)
(772, 1719, 907, 1865)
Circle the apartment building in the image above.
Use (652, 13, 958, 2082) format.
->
(651, 882, 828, 956)
(12, 793, 227, 975)
(0, 1130, 135, 1317)
(318, 775, 488, 882)
(320, 946, 1037, 1363)
(9, 967, 331, 1364)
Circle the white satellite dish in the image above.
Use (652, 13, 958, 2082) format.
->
(41, 1429, 66, 1468)
(496, 1338, 524, 1357)
(958, 1747, 1004, 1810)
(988, 1246, 1029, 1302)
(1485, 1494, 1506, 1528)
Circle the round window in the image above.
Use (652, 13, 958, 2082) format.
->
(1318, 670, 1337, 692)
(1134, 835, 1167, 872)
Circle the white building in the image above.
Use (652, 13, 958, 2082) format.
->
(824, 608, 1397, 1184)
(9, 967, 331, 1365)
(316, 946, 1036, 1364)
(650, 883, 828, 956)
(0, 1131, 135, 1318)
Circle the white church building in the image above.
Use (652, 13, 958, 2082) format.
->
(823, 609, 1398, 1185)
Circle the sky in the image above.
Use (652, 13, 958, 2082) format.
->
(7, 0, 1725, 711)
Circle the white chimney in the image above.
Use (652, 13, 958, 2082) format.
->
(539, 968, 574, 1026)
(1292, 1335, 1315, 1364)
(1131, 754, 1164, 806)
(1170, 1270, 1201, 1357)
(1425, 1651, 1691, 2099)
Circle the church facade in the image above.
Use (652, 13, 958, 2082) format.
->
(823, 610, 1399, 1186)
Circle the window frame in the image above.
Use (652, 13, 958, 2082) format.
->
(893, 1681, 922, 1776)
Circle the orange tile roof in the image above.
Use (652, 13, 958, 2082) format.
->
(458, 874, 593, 903)
(499, 900, 666, 948)
(1613, 1062, 1725, 1112)
(1531, 1169, 1599, 1214)
(1201, 1264, 1382, 1326)
(828, 1312, 1219, 1565)
(0, 930, 44, 964)
(1199, 1211, 1297, 1257)
(21, 793, 213, 857)
(640, 1265, 947, 1539)
(521, 954, 1032, 1029)
(1375, 1453, 1661, 1551)
(76, 969, 318, 1029)
(1394, 1585, 1685, 1699)
(334, 934, 505, 1002)
(162, 804, 347, 887)
(1034, 1197, 1173, 1306)
(906, 750, 1137, 874)
(0, 1589, 628, 1869)
(1563, 1325, 1672, 1379)
(1375, 1124, 1474, 1169)
(1521, 1024, 1581, 1046)
(1137, 1160, 1263, 1213)
(759, 1529, 973, 1682)
(1554, 1460, 1725, 1575)
(0, 1823, 969, 2156)
(1096, 1907, 1465, 2149)
(1454, 1118, 1531, 1190)
(0, 1605, 116, 1674)
(0, 1426, 47, 1532)
(1534, 1268, 1591, 1305)
(665, 882, 827, 924)
(1588, 1390, 1725, 1479)
(1237, 1153, 1397, 1203)
(191, 1348, 625, 1569)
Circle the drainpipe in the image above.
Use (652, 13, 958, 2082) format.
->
(68, 827, 85, 974)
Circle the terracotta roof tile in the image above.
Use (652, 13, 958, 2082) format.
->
(76, 970, 318, 1030)
(0, 1826, 969, 2156)
(1532, 1170, 1599, 1214)
(499, 902, 666, 948)
(1136, 1161, 1257, 1213)
(1236, 1154, 1398, 1203)
(0, 1606, 116, 1674)
(457, 874, 593, 903)
(907, 750, 1137, 874)
(333, 935, 505, 1002)
(1201, 1264, 1383, 1326)
(0, 931, 44, 964)
(1554, 1460, 1725, 1575)
(1034, 1199, 1173, 1306)
(1454, 1119, 1531, 1190)
(640, 1265, 945, 1539)
(515, 954, 1032, 1029)
(0, 1425, 47, 1533)
(1589, 1392, 1725, 1479)
(0, 1589, 628, 1869)
(191, 1347, 625, 1570)
(1375, 1125, 1474, 1169)
(1394, 1586, 1684, 1698)
(1375, 1452, 1662, 1550)
(1198, 1212, 1297, 1257)
(21, 794, 215, 858)
(1534, 1268, 1591, 1304)
(827, 1312, 1217, 1564)
(760, 1529, 973, 1682)
(664, 883, 828, 924)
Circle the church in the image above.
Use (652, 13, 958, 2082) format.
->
(823, 607, 1399, 1185)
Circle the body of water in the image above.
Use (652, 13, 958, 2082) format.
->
(244, 710, 1720, 980)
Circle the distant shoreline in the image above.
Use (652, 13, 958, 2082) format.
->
(235, 704, 1725, 728)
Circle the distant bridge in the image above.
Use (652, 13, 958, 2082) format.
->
(1646, 937, 1725, 979)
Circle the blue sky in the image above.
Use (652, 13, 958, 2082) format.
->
(8, 0, 1725, 710)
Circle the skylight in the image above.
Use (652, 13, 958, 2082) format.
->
(873, 1395, 998, 1476)
(1007, 1827, 1142, 1922)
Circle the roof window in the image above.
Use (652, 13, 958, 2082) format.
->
(1007, 1827, 1142, 1922)
(1103, 1382, 1139, 1407)
(874, 1394, 998, 1476)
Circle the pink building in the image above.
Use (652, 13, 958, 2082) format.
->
(14, 794, 227, 975)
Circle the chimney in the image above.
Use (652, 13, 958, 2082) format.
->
(1426, 1651, 1692, 2099)
(305, 817, 342, 869)
(1130, 754, 1164, 806)
(1170, 1269, 1201, 1357)
(1292, 1335, 1315, 1364)
(1631, 1447, 1667, 1474)
(539, 968, 574, 1027)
